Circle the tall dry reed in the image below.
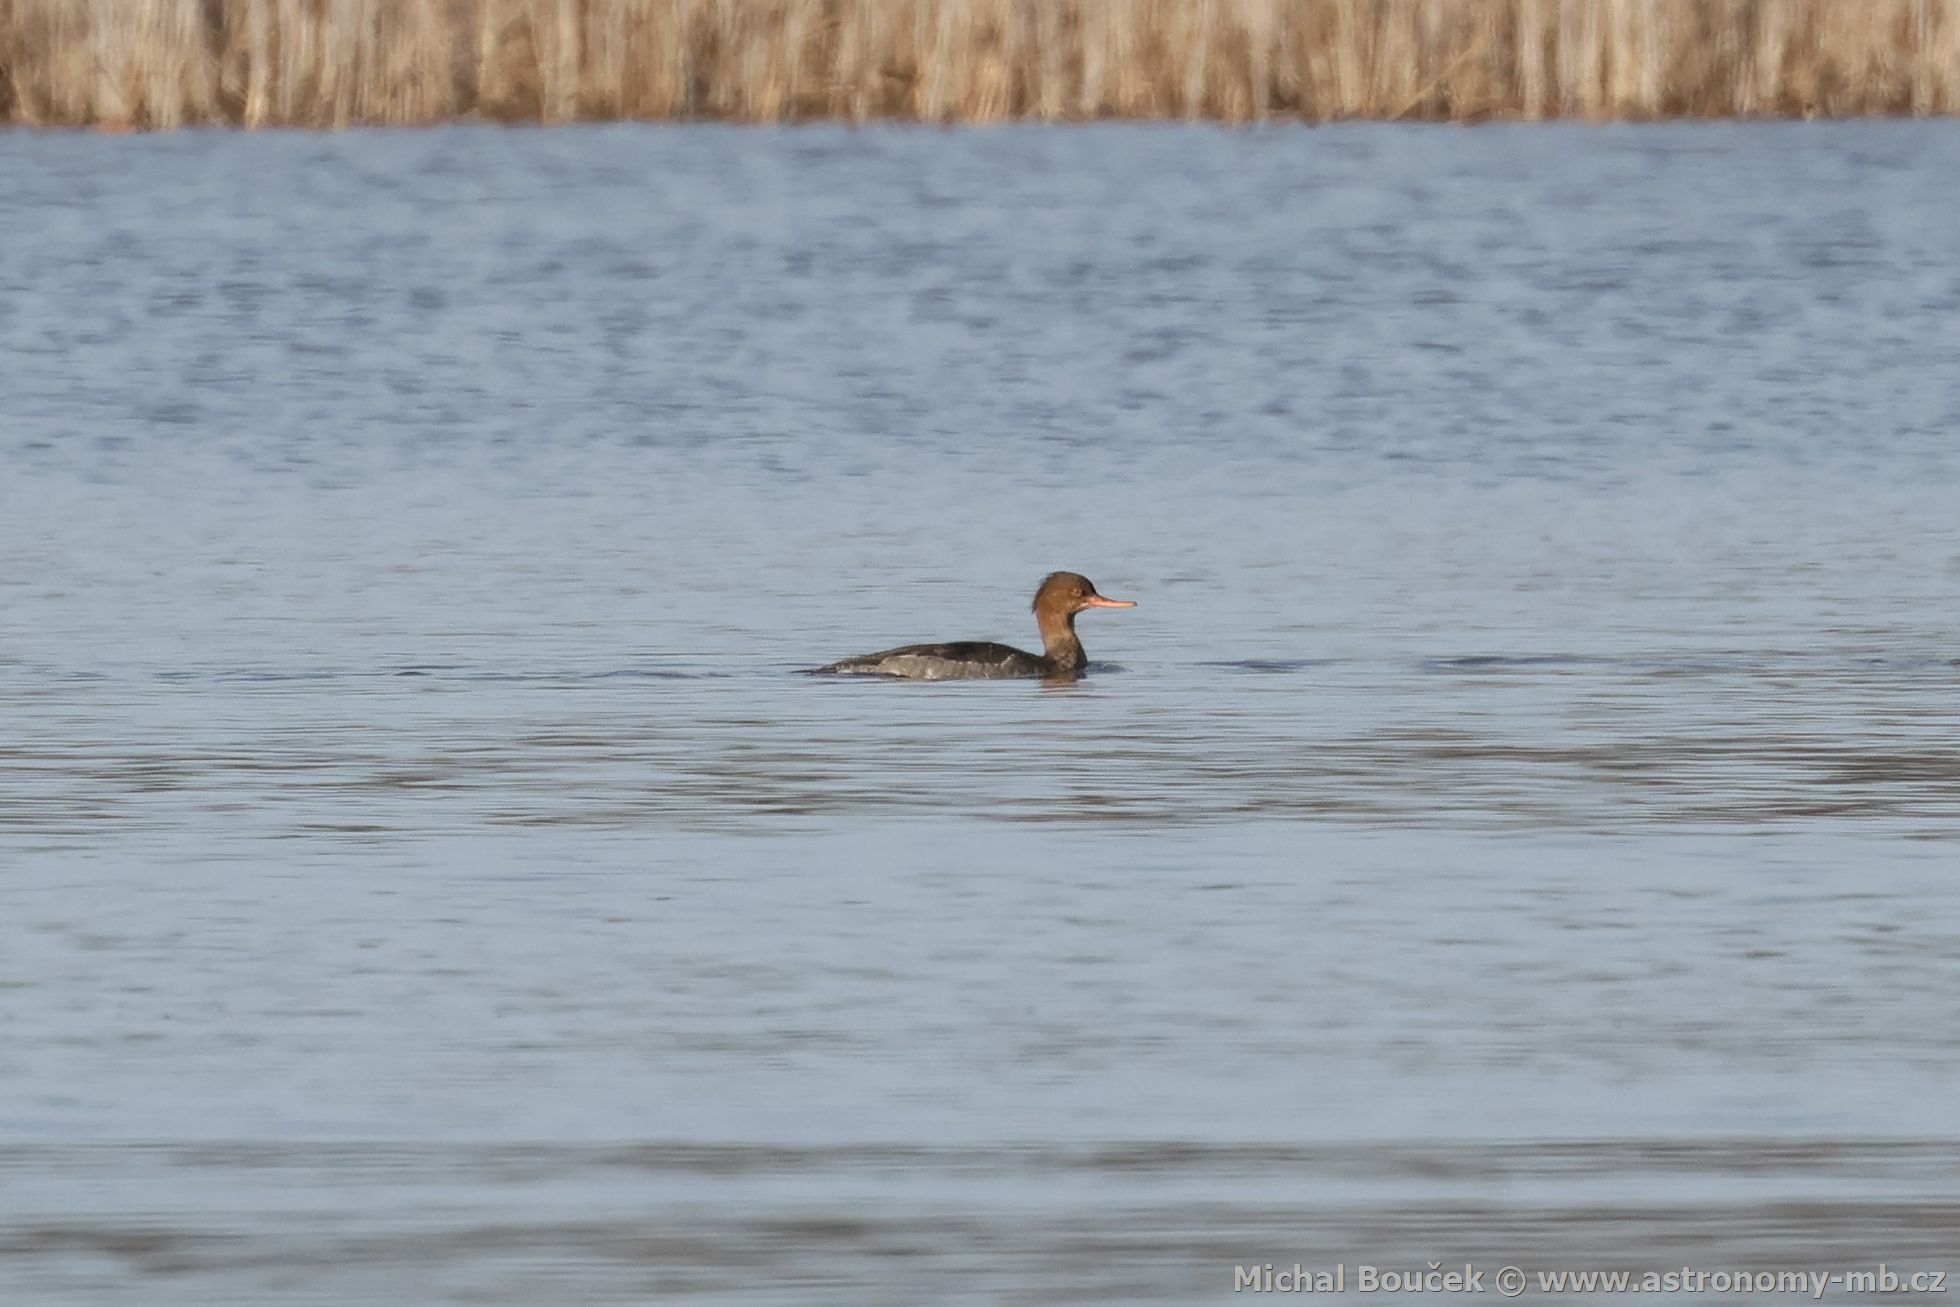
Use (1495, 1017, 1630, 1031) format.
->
(2, 0, 1958, 127)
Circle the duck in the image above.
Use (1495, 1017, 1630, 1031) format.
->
(811, 571, 1135, 680)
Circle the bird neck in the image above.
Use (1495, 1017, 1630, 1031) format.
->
(1037, 607, 1086, 671)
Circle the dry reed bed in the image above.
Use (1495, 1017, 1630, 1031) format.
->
(3, 0, 1960, 127)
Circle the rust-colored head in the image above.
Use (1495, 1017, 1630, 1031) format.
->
(1032, 571, 1136, 619)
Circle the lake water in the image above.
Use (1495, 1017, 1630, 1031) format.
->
(3, 122, 1958, 1303)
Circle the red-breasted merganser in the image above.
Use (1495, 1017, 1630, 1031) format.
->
(813, 571, 1136, 681)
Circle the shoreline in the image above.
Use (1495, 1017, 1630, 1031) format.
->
(5, 112, 1954, 138)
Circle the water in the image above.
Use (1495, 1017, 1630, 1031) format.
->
(3, 122, 1959, 1302)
